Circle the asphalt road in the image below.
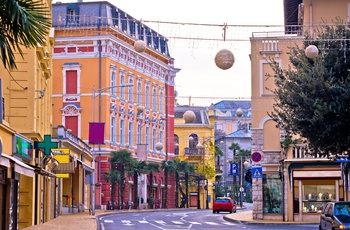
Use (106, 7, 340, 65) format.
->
(98, 209, 320, 230)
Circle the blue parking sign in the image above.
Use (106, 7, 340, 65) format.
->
(230, 163, 238, 176)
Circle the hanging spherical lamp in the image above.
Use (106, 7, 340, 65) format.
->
(137, 105, 144, 113)
(214, 49, 235, 70)
(155, 142, 163, 151)
(183, 110, 196, 123)
(134, 40, 146, 53)
(196, 143, 203, 149)
(305, 45, 319, 59)
(236, 108, 243, 117)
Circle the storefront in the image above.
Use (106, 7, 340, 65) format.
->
(288, 162, 341, 222)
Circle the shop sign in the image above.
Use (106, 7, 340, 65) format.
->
(13, 134, 33, 160)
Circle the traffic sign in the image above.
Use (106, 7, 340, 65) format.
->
(251, 151, 262, 162)
(230, 162, 239, 176)
(252, 167, 263, 178)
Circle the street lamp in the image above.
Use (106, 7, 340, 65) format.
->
(89, 83, 133, 216)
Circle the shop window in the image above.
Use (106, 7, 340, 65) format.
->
(301, 180, 336, 213)
(263, 174, 282, 214)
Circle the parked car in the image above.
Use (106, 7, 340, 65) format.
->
(320, 201, 350, 230)
(212, 197, 236, 214)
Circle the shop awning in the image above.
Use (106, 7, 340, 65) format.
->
(2, 154, 35, 178)
(76, 159, 94, 173)
(0, 155, 10, 167)
(29, 164, 56, 178)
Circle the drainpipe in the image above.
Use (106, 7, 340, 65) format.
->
(309, 0, 313, 37)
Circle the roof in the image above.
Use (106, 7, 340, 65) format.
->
(225, 129, 251, 139)
(174, 105, 210, 125)
(213, 100, 251, 118)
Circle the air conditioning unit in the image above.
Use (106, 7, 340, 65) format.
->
(298, 3, 304, 25)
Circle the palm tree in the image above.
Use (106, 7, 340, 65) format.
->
(179, 161, 194, 208)
(0, 0, 51, 70)
(145, 162, 160, 209)
(128, 160, 148, 209)
(102, 168, 121, 210)
(228, 143, 241, 159)
(109, 150, 134, 209)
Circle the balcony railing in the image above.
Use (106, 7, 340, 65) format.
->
(292, 144, 328, 159)
(184, 147, 203, 156)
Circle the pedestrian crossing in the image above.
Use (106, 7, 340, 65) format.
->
(104, 219, 236, 226)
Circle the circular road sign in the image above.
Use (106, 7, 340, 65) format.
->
(251, 151, 262, 162)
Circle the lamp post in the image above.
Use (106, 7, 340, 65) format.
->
(90, 83, 133, 216)
(240, 159, 249, 208)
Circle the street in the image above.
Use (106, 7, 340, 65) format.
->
(97, 209, 319, 230)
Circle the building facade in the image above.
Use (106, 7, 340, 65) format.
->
(174, 105, 216, 209)
(250, 0, 349, 222)
(51, 1, 178, 210)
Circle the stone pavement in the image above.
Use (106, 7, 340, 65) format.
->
(23, 206, 319, 230)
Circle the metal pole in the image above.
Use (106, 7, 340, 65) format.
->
(240, 157, 243, 208)
(197, 176, 200, 209)
(206, 179, 209, 209)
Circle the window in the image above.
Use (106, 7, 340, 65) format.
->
(263, 174, 282, 214)
(137, 123, 142, 144)
(111, 116, 116, 143)
(66, 70, 78, 94)
(152, 128, 157, 151)
(145, 85, 150, 107)
(174, 134, 179, 155)
(111, 71, 116, 96)
(159, 91, 164, 113)
(128, 78, 133, 102)
(152, 87, 157, 110)
(65, 116, 78, 136)
(120, 73, 125, 99)
(120, 119, 125, 144)
(128, 122, 133, 147)
(66, 4, 79, 25)
(137, 81, 142, 104)
(146, 126, 150, 149)
(160, 130, 164, 153)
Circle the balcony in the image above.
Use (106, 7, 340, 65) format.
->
(285, 144, 329, 162)
(184, 147, 203, 156)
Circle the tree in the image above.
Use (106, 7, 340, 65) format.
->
(0, 0, 51, 70)
(228, 143, 241, 158)
(268, 18, 350, 157)
(102, 168, 122, 209)
(109, 150, 134, 209)
(145, 162, 160, 208)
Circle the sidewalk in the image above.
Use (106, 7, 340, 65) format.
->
(23, 206, 319, 230)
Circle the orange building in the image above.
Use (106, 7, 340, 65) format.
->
(51, 1, 179, 209)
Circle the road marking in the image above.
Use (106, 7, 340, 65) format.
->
(172, 221, 184, 224)
(205, 222, 219, 225)
(122, 220, 131, 223)
(188, 221, 201, 225)
(138, 220, 149, 223)
(104, 220, 114, 223)
(155, 220, 166, 224)
(222, 222, 236, 225)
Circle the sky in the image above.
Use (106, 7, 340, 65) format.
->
(57, 0, 285, 100)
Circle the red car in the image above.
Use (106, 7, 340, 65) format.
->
(212, 197, 237, 214)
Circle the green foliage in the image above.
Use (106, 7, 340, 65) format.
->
(0, 0, 51, 70)
(268, 18, 350, 156)
(215, 145, 223, 156)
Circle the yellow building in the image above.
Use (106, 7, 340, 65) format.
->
(0, 0, 56, 228)
(174, 105, 216, 209)
(250, 0, 349, 222)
